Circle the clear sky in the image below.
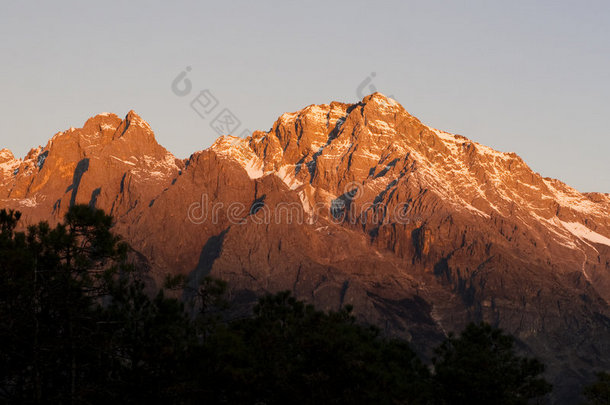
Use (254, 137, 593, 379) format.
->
(1, 0, 608, 192)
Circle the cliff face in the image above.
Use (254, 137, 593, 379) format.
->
(1, 93, 609, 403)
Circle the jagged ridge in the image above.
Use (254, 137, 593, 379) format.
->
(1, 94, 609, 404)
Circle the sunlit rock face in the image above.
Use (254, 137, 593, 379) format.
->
(2, 94, 609, 403)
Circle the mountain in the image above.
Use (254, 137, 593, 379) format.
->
(1, 93, 609, 403)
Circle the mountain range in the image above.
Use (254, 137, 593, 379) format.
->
(1, 93, 609, 403)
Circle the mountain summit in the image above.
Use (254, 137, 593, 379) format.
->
(1, 94, 609, 403)
(0, 110, 182, 221)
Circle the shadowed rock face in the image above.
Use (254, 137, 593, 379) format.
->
(1, 94, 609, 403)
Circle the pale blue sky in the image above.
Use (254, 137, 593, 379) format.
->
(1, 0, 608, 192)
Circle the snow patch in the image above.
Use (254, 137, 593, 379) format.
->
(370, 120, 396, 134)
(368, 94, 399, 110)
(355, 149, 382, 161)
(141, 154, 178, 171)
(276, 165, 302, 190)
(19, 198, 38, 207)
(529, 214, 579, 249)
(146, 171, 166, 179)
(475, 143, 511, 160)
(297, 190, 315, 223)
(560, 221, 610, 247)
(110, 155, 136, 166)
(0, 159, 21, 176)
(243, 158, 264, 179)
(543, 179, 601, 215)
(211, 135, 266, 180)
(460, 202, 490, 218)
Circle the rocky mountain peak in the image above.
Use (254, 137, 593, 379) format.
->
(361, 92, 403, 112)
(40, 110, 163, 158)
(0, 148, 15, 161)
(1, 96, 609, 402)
(204, 94, 610, 258)
(0, 110, 181, 216)
(112, 110, 154, 142)
(123, 110, 152, 130)
(82, 112, 122, 132)
(0, 148, 20, 180)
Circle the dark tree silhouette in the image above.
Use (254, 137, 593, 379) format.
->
(0, 205, 129, 402)
(202, 290, 433, 404)
(432, 322, 552, 405)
